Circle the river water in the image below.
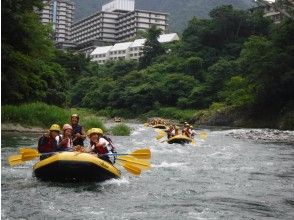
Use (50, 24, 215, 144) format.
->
(1, 124, 294, 219)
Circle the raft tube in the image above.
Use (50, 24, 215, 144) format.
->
(167, 135, 193, 144)
(33, 152, 121, 182)
(152, 124, 168, 129)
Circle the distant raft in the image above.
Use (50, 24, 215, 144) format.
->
(167, 135, 193, 144)
(33, 152, 121, 182)
(152, 124, 168, 129)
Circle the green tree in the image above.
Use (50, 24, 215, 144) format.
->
(2, 0, 67, 105)
(139, 25, 165, 69)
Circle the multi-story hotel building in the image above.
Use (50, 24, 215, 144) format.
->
(39, 0, 75, 46)
(71, 0, 169, 55)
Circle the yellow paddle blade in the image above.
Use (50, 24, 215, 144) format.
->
(191, 139, 197, 146)
(8, 155, 24, 166)
(21, 152, 40, 161)
(144, 123, 149, 127)
(20, 148, 40, 161)
(129, 148, 151, 159)
(155, 129, 166, 140)
(118, 162, 141, 176)
(199, 131, 208, 139)
(117, 155, 151, 170)
(19, 148, 38, 155)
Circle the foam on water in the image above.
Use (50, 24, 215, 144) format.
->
(102, 177, 130, 186)
(152, 161, 188, 168)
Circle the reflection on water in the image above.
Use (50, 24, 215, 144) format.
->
(1, 126, 294, 219)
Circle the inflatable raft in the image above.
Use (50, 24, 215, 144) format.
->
(167, 135, 193, 144)
(152, 124, 168, 129)
(33, 152, 121, 182)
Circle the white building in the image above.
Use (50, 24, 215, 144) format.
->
(91, 46, 113, 64)
(129, 39, 145, 60)
(102, 0, 135, 12)
(71, 0, 169, 56)
(90, 33, 179, 64)
(39, 0, 75, 44)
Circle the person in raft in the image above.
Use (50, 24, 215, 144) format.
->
(189, 125, 197, 138)
(38, 124, 61, 160)
(70, 114, 86, 147)
(57, 124, 73, 151)
(85, 128, 116, 164)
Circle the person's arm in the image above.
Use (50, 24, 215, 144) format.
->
(73, 126, 86, 142)
(37, 136, 47, 153)
(80, 126, 86, 140)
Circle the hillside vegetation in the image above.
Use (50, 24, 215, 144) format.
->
(2, 0, 293, 129)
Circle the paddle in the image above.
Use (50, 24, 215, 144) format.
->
(116, 155, 150, 170)
(199, 131, 208, 140)
(8, 155, 24, 166)
(117, 161, 141, 176)
(155, 129, 167, 140)
(19, 147, 151, 161)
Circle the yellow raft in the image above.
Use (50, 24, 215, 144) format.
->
(33, 152, 121, 182)
(152, 124, 168, 129)
(167, 135, 193, 144)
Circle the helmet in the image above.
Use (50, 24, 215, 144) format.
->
(49, 124, 61, 132)
(63, 124, 73, 131)
(87, 128, 103, 136)
(71, 114, 79, 120)
(190, 125, 193, 128)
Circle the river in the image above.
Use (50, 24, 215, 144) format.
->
(1, 124, 294, 219)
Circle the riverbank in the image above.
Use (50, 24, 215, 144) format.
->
(190, 104, 294, 130)
(1, 123, 46, 133)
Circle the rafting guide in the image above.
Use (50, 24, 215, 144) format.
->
(70, 114, 86, 146)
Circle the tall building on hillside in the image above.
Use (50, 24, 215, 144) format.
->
(39, 0, 75, 48)
(71, 0, 169, 55)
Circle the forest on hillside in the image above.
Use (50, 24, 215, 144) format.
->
(2, 0, 294, 128)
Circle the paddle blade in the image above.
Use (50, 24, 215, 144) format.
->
(199, 131, 208, 140)
(129, 148, 151, 159)
(19, 148, 38, 155)
(20, 148, 40, 161)
(118, 162, 141, 176)
(155, 129, 166, 140)
(21, 152, 40, 161)
(191, 139, 197, 146)
(8, 155, 23, 166)
(117, 155, 151, 170)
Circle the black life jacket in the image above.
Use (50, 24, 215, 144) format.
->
(72, 124, 84, 146)
(38, 136, 58, 153)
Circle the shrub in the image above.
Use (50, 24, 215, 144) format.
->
(109, 123, 131, 136)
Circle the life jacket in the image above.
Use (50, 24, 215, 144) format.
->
(90, 140, 109, 155)
(102, 135, 116, 152)
(183, 128, 191, 138)
(38, 136, 58, 153)
(72, 124, 84, 146)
